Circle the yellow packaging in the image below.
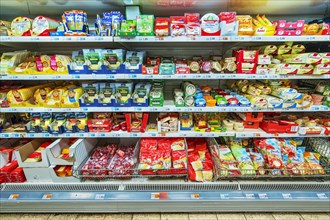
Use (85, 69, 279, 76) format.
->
(256, 45, 277, 55)
(245, 94, 268, 109)
(11, 17, 31, 36)
(253, 15, 276, 36)
(296, 94, 313, 108)
(297, 64, 314, 75)
(236, 15, 254, 35)
(277, 44, 291, 55)
(291, 44, 306, 54)
(253, 83, 272, 94)
(313, 63, 330, 75)
(280, 53, 322, 64)
(45, 85, 76, 107)
(269, 63, 299, 75)
(246, 85, 262, 96)
(7, 85, 41, 106)
(34, 87, 52, 105)
(320, 53, 330, 63)
(61, 87, 83, 108)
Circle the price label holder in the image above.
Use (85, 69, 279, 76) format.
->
(9, 194, 19, 200)
(42, 194, 52, 200)
(258, 193, 268, 200)
(316, 193, 328, 200)
(191, 194, 200, 199)
(245, 193, 255, 199)
(220, 193, 229, 200)
(151, 192, 168, 200)
(282, 193, 292, 199)
(95, 194, 105, 200)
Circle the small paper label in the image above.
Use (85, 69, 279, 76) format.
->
(9, 194, 19, 200)
(282, 193, 292, 199)
(151, 192, 168, 200)
(42, 194, 52, 200)
(95, 194, 105, 200)
(317, 193, 327, 200)
(258, 193, 268, 199)
(220, 194, 229, 199)
(191, 194, 200, 199)
(245, 193, 255, 199)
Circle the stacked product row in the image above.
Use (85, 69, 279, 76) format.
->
(1, 137, 328, 183)
(2, 43, 329, 75)
(1, 80, 329, 109)
(2, 112, 329, 136)
(1, 9, 329, 37)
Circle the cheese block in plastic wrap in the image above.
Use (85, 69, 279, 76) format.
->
(244, 94, 268, 109)
(252, 83, 272, 95)
(261, 95, 283, 108)
(271, 86, 299, 101)
(295, 94, 313, 108)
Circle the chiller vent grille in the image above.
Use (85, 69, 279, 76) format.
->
(124, 183, 239, 191)
(2, 183, 120, 191)
(240, 183, 330, 191)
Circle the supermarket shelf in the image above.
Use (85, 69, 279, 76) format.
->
(0, 129, 327, 139)
(0, 36, 113, 43)
(115, 35, 330, 42)
(1, 73, 329, 80)
(1, 182, 329, 212)
(1, 104, 329, 113)
(1, 35, 329, 43)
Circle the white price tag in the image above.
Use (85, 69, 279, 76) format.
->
(282, 193, 292, 199)
(42, 194, 52, 200)
(258, 193, 268, 199)
(95, 194, 105, 200)
(191, 194, 200, 199)
(220, 194, 229, 199)
(151, 192, 168, 200)
(245, 193, 255, 199)
(8, 194, 19, 200)
(317, 193, 327, 200)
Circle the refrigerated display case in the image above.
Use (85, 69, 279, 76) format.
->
(0, 0, 329, 213)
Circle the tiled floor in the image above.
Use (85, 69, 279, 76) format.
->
(1, 213, 329, 220)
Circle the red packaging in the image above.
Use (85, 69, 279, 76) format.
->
(260, 120, 299, 134)
(170, 16, 186, 36)
(0, 160, 18, 174)
(87, 119, 111, 132)
(10, 167, 26, 182)
(233, 50, 259, 63)
(158, 139, 171, 151)
(155, 17, 170, 36)
(172, 150, 187, 169)
(140, 138, 158, 151)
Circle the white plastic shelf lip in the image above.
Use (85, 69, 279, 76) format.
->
(114, 35, 330, 42)
(0, 36, 114, 42)
(1, 191, 329, 201)
(1, 131, 327, 139)
(1, 74, 329, 80)
(1, 106, 329, 113)
(1, 36, 329, 43)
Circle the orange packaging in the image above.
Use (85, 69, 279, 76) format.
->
(236, 15, 254, 35)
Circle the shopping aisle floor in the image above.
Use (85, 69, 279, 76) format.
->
(1, 213, 330, 220)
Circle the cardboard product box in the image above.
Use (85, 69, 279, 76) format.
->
(14, 139, 53, 168)
(46, 139, 82, 166)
